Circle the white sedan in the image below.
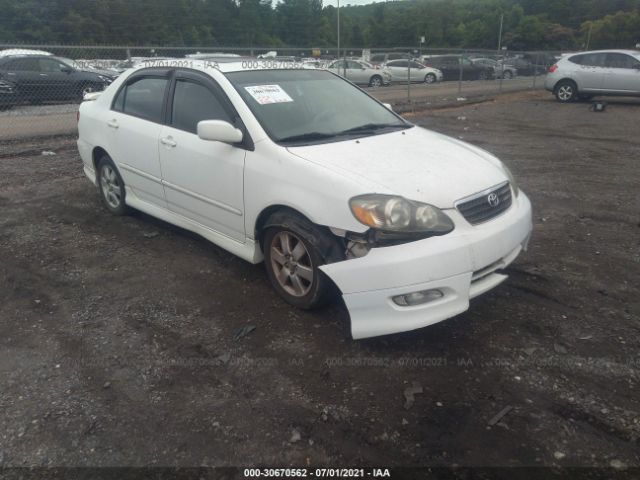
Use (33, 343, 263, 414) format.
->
(326, 59, 391, 87)
(385, 59, 443, 83)
(77, 59, 532, 339)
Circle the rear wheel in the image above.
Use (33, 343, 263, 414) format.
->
(97, 155, 129, 216)
(424, 73, 436, 84)
(503, 70, 513, 80)
(368, 75, 383, 87)
(478, 70, 489, 81)
(555, 80, 577, 103)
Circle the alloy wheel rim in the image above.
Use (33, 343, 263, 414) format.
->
(371, 78, 381, 87)
(100, 165, 121, 209)
(270, 231, 314, 297)
(426, 74, 435, 83)
(558, 86, 572, 100)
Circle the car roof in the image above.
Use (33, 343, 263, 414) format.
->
(569, 49, 640, 56)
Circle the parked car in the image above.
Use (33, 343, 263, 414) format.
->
(327, 59, 391, 87)
(471, 58, 517, 79)
(545, 49, 640, 102)
(77, 61, 532, 339)
(384, 59, 443, 83)
(0, 54, 114, 104)
(369, 52, 411, 66)
(421, 55, 494, 81)
(500, 53, 554, 76)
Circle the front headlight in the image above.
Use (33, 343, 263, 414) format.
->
(501, 163, 519, 197)
(350, 194, 454, 234)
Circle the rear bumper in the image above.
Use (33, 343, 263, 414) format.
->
(320, 192, 533, 339)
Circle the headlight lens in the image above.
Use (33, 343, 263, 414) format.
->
(350, 194, 454, 233)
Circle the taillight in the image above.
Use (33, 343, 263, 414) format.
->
(548, 64, 558, 73)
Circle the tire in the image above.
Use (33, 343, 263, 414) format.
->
(263, 213, 341, 309)
(424, 73, 436, 84)
(555, 80, 577, 103)
(368, 75, 383, 88)
(478, 70, 489, 81)
(97, 155, 129, 216)
(503, 70, 513, 80)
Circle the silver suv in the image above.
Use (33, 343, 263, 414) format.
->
(545, 49, 640, 102)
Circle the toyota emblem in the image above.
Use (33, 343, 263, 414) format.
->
(487, 193, 500, 207)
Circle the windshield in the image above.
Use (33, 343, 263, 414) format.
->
(226, 69, 409, 145)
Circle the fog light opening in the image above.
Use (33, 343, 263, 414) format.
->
(392, 289, 444, 307)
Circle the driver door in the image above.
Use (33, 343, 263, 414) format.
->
(158, 70, 246, 241)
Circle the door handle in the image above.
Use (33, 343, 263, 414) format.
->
(160, 137, 177, 147)
(39, 73, 48, 77)
(107, 119, 119, 129)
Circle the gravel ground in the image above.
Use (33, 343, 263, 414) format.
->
(0, 91, 638, 473)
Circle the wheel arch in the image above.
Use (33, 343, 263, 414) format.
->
(554, 77, 579, 92)
(254, 204, 345, 264)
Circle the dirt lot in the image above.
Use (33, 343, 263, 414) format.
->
(0, 91, 638, 472)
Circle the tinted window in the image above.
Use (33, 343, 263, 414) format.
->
(390, 60, 408, 68)
(6, 58, 39, 71)
(39, 58, 71, 72)
(112, 86, 125, 111)
(568, 54, 584, 65)
(347, 60, 362, 69)
(171, 79, 231, 134)
(579, 53, 607, 67)
(410, 61, 423, 69)
(122, 77, 167, 122)
(606, 53, 639, 69)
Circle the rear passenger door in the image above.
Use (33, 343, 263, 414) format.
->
(158, 70, 246, 241)
(573, 53, 607, 91)
(602, 53, 640, 93)
(107, 70, 170, 207)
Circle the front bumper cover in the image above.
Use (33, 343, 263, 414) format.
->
(320, 192, 533, 339)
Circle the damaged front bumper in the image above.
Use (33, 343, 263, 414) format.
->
(320, 192, 533, 339)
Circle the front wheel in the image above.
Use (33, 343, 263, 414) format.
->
(555, 81, 577, 103)
(503, 70, 513, 80)
(263, 215, 339, 309)
(424, 73, 436, 84)
(368, 75, 383, 88)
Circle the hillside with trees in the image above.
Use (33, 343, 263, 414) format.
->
(0, 0, 639, 50)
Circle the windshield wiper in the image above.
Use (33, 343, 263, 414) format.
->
(336, 123, 410, 135)
(279, 131, 338, 143)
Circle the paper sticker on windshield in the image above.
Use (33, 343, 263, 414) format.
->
(244, 85, 293, 105)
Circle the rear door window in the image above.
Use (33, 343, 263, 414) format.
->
(116, 76, 168, 123)
(579, 53, 607, 67)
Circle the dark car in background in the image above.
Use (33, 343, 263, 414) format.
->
(421, 55, 494, 81)
(0, 54, 115, 105)
(471, 57, 518, 79)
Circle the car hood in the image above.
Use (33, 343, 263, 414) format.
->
(286, 126, 508, 209)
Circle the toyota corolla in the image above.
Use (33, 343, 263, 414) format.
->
(77, 59, 532, 339)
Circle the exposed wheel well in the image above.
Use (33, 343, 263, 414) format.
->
(254, 205, 314, 250)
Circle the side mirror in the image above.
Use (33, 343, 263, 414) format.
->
(197, 120, 243, 144)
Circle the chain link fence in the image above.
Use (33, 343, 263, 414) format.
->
(0, 44, 558, 141)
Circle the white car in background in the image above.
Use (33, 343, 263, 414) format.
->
(77, 60, 532, 339)
(326, 59, 391, 87)
(384, 59, 443, 83)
